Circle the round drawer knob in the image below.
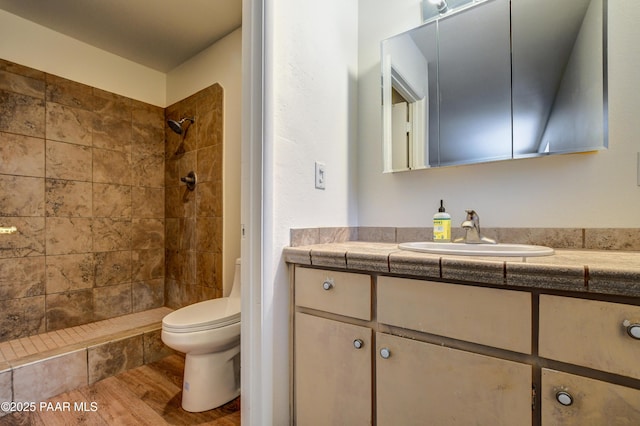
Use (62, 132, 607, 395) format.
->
(623, 320, 640, 340)
(322, 280, 333, 291)
(380, 348, 391, 359)
(556, 391, 573, 406)
(353, 339, 364, 349)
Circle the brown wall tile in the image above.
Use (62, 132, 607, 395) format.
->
(93, 114, 132, 153)
(0, 132, 45, 177)
(93, 148, 132, 185)
(132, 278, 164, 311)
(93, 283, 132, 320)
(45, 140, 92, 181)
(92, 183, 131, 217)
(45, 179, 92, 217)
(45, 217, 93, 255)
(46, 289, 93, 330)
(92, 218, 131, 252)
(45, 102, 94, 146)
(0, 90, 45, 137)
(132, 248, 164, 281)
(46, 254, 94, 294)
(94, 250, 132, 287)
(45, 74, 96, 110)
(0, 68, 45, 98)
(132, 218, 164, 250)
(0, 257, 45, 300)
(0, 217, 45, 258)
(132, 187, 164, 218)
(0, 175, 44, 216)
(0, 296, 45, 340)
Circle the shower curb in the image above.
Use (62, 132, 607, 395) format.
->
(0, 310, 175, 417)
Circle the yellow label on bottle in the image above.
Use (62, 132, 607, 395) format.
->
(433, 218, 451, 241)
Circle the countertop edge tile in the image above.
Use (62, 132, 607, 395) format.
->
(588, 266, 640, 297)
(283, 246, 311, 265)
(506, 262, 586, 292)
(346, 251, 391, 273)
(389, 251, 441, 278)
(441, 257, 505, 286)
(309, 248, 347, 269)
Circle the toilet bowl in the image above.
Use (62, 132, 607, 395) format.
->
(161, 258, 241, 412)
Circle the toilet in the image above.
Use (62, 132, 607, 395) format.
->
(161, 258, 241, 412)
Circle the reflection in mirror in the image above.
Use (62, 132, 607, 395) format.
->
(382, 0, 608, 172)
(438, 0, 511, 166)
(381, 25, 434, 171)
(512, 0, 607, 157)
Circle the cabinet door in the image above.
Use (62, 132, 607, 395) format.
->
(295, 313, 372, 425)
(541, 369, 640, 425)
(376, 332, 532, 426)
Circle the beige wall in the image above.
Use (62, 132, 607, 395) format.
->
(0, 10, 166, 107)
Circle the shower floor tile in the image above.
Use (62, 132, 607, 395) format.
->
(0, 307, 172, 364)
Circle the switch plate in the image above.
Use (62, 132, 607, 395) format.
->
(315, 161, 326, 190)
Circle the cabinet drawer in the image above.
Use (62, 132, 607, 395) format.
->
(378, 276, 531, 353)
(539, 295, 640, 379)
(295, 267, 372, 320)
(541, 369, 640, 424)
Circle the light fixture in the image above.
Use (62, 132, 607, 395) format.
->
(428, 0, 449, 14)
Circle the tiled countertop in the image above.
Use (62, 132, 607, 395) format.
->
(283, 242, 640, 298)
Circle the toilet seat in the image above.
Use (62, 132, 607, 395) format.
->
(162, 298, 241, 333)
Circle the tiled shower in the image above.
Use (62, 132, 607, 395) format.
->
(0, 58, 224, 343)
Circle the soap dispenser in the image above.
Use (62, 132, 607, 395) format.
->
(433, 200, 451, 242)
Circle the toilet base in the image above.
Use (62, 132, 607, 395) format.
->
(181, 343, 241, 412)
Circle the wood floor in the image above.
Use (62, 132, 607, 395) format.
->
(1, 354, 241, 425)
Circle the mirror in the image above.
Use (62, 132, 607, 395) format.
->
(381, 0, 608, 172)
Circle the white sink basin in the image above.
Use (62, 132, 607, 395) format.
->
(398, 242, 554, 257)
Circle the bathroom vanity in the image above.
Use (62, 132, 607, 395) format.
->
(284, 242, 640, 425)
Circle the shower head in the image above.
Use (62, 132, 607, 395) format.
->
(167, 117, 195, 135)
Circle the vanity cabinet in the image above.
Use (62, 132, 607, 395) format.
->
(291, 264, 640, 425)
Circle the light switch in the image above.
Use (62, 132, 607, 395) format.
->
(315, 161, 326, 190)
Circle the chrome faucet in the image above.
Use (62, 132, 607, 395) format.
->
(454, 210, 496, 244)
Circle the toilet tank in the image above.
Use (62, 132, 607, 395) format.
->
(229, 258, 241, 299)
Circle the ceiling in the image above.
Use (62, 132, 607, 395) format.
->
(0, 0, 242, 72)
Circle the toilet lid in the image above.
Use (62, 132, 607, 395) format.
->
(162, 298, 241, 333)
